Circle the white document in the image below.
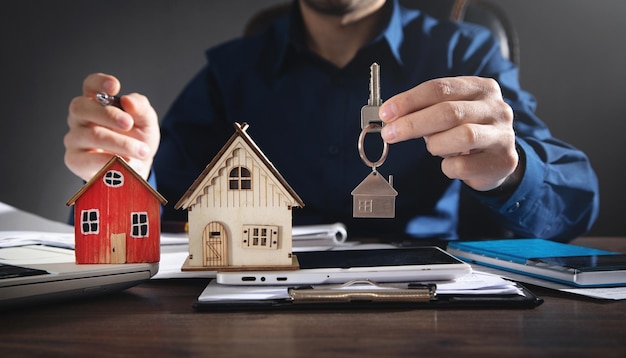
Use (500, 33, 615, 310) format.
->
(560, 287, 626, 300)
(472, 264, 626, 300)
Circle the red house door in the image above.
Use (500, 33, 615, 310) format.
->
(203, 222, 227, 267)
(110, 233, 127, 264)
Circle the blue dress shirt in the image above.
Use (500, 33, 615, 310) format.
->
(154, 0, 599, 241)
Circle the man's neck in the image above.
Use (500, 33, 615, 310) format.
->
(299, 0, 387, 68)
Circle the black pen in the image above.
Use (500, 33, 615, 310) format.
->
(96, 92, 123, 109)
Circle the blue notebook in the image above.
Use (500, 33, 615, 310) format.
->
(447, 239, 626, 287)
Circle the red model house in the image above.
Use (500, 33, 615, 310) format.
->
(66, 155, 167, 264)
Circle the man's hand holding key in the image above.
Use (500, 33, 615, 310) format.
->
(379, 76, 521, 193)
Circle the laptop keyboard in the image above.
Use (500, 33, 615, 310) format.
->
(0, 263, 49, 279)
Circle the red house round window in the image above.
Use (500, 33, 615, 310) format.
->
(104, 170, 124, 187)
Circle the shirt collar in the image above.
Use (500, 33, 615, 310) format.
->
(271, 0, 419, 75)
(379, 0, 410, 66)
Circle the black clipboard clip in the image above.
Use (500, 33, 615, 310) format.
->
(288, 279, 436, 304)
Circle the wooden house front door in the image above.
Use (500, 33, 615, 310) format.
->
(110, 233, 127, 264)
(203, 222, 228, 267)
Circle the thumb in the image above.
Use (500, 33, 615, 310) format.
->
(83, 73, 121, 98)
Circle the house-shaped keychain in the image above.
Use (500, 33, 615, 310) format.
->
(66, 155, 167, 264)
(351, 171, 397, 218)
(175, 122, 304, 271)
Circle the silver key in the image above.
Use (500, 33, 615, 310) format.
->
(360, 63, 383, 132)
(353, 63, 398, 218)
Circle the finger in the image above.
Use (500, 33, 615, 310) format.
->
(426, 119, 515, 159)
(424, 123, 498, 158)
(382, 99, 495, 144)
(118, 93, 158, 130)
(68, 95, 134, 131)
(440, 148, 518, 191)
(64, 124, 149, 161)
(82, 73, 121, 97)
(64, 149, 129, 182)
(117, 93, 160, 159)
(380, 77, 502, 123)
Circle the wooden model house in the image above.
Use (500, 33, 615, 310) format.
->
(175, 123, 304, 271)
(351, 172, 397, 218)
(66, 155, 167, 264)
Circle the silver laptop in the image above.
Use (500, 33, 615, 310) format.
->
(0, 244, 158, 308)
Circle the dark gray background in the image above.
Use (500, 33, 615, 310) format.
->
(1, 1, 624, 236)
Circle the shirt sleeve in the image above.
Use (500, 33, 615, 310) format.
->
(457, 26, 600, 241)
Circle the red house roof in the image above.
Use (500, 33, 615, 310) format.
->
(66, 155, 167, 206)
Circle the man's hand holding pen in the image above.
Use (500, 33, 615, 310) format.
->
(64, 73, 160, 182)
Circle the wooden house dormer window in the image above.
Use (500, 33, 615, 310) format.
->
(103, 170, 124, 187)
(229, 166, 252, 190)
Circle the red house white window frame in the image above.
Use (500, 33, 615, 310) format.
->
(131, 212, 149, 238)
(80, 209, 100, 235)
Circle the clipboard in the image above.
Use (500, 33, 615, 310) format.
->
(193, 278, 543, 311)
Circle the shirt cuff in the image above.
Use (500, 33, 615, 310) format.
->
(472, 139, 545, 219)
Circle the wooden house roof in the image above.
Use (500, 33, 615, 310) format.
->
(175, 122, 305, 210)
(66, 155, 167, 206)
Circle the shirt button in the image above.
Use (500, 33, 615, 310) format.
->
(507, 201, 521, 213)
(328, 145, 340, 156)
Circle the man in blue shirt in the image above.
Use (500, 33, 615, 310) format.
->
(64, 0, 599, 241)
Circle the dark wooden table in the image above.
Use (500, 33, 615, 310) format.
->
(2, 237, 626, 357)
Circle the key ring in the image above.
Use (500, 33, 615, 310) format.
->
(358, 123, 388, 169)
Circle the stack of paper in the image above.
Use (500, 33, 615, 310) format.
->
(197, 271, 522, 303)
